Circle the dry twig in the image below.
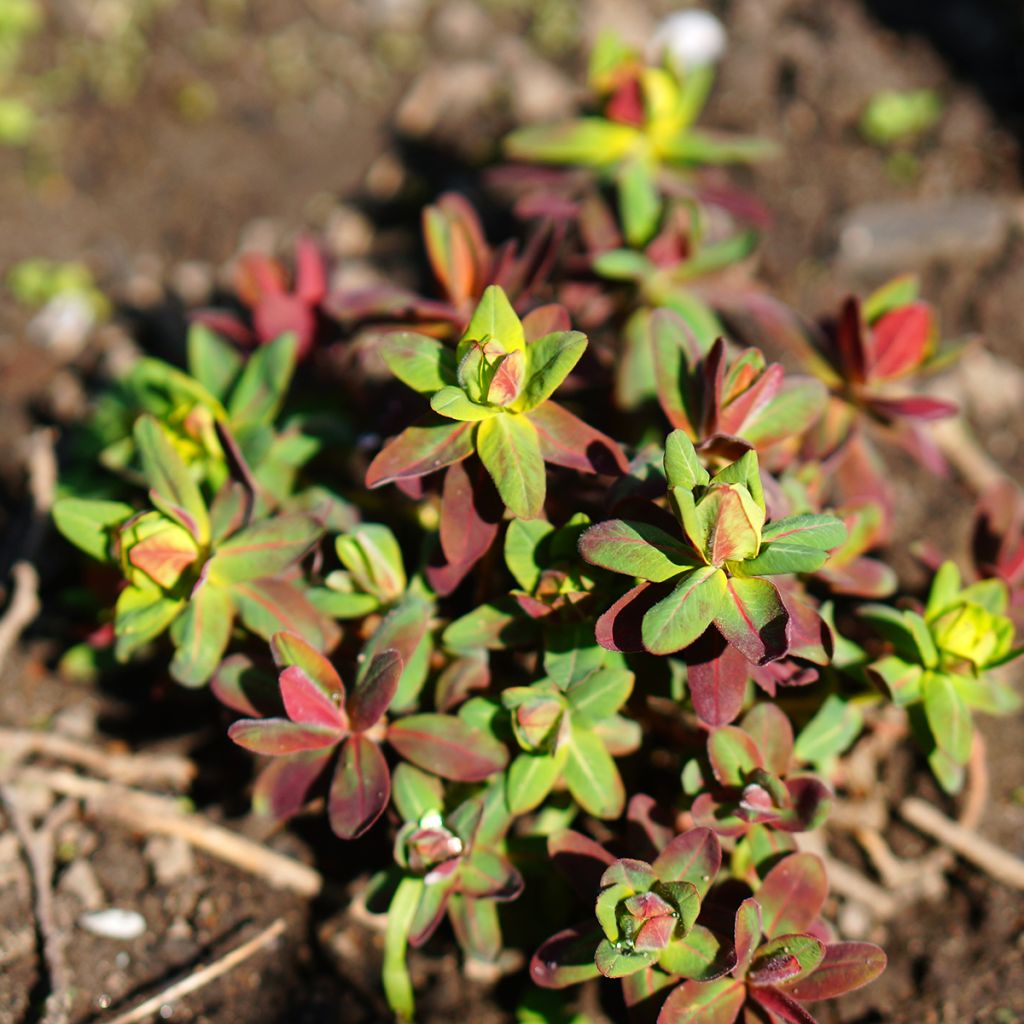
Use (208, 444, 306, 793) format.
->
(900, 796, 1024, 891)
(1, 787, 78, 1024)
(0, 728, 195, 790)
(0, 561, 41, 674)
(21, 767, 323, 898)
(99, 917, 287, 1024)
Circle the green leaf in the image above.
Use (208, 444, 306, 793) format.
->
(462, 284, 525, 353)
(208, 514, 321, 584)
(384, 877, 422, 1022)
(761, 514, 848, 551)
(169, 581, 234, 687)
(114, 582, 184, 660)
(505, 118, 640, 168)
(595, 939, 655, 978)
(134, 415, 210, 544)
(733, 541, 830, 577)
(642, 566, 727, 655)
(579, 518, 697, 583)
(391, 763, 444, 822)
(563, 721, 624, 818)
(52, 498, 134, 563)
(708, 726, 761, 786)
(566, 668, 634, 722)
(430, 385, 498, 421)
(504, 517, 555, 591)
(923, 672, 973, 764)
(710, 450, 764, 510)
(507, 751, 561, 814)
(692, 485, 764, 565)
(664, 430, 709, 490)
(592, 249, 653, 281)
(660, 129, 777, 166)
(794, 695, 863, 769)
(516, 332, 587, 412)
(335, 524, 406, 602)
(227, 332, 298, 427)
(380, 331, 458, 393)
(657, 924, 728, 981)
(618, 158, 662, 247)
(187, 323, 243, 401)
(477, 413, 546, 519)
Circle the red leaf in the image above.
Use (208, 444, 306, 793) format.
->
(527, 401, 628, 476)
(228, 717, 341, 755)
(280, 665, 347, 730)
(347, 649, 403, 732)
(294, 236, 327, 303)
(868, 395, 957, 421)
(252, 748, 333, 822)
(254, 293, 316, 357)
(365, 418, 475, 488)
(548, 829, 615, 900)
(595, 582, 674, 653)
(328, 733, 391, 839)
(758, 853, 828, 939)
(782, 942, 887, 1001)
(750, 987, 820, 1024)
(868, 302, 931, 380)
(717, 363, 784, 438)
(523, 303, 572, 341)
(426, 459, 502, 596)
(686, 631, 749, 726)
(387, 713, 508, 781)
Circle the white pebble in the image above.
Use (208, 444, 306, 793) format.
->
(648, 10, 727, 69)
(79, 908, 147, 941)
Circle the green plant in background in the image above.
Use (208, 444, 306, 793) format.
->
(865, 561, 1022, 792)
(860, 88, 943, 148)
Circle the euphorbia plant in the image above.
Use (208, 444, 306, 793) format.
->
(580, 431, 846, 720)
(225, 630, 507, 838)
(367, 284, 625, 519)
(864, 560, 1022, 792)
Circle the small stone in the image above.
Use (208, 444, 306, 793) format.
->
(433, 0, 493, 54)
(394, 61, 498, 138)
(648, 10, 728, 68)
(144, 835, 195, 886)
(79, 908, 147, 941)
(60, 859, 105, 911)
(170, 261, 215, 307)
(27, 294, 96, 360)
(52, 702, 97, 741)
(837, 196, 1014, 275)
(323, 205, 374, 260)
(837, 901, 872, 939)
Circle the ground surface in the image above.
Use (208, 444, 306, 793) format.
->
(2, 1, 1024, 1022)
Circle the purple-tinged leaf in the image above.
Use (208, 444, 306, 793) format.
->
(781, 942, 887, 1001)
(280, 665, 347, 730)
(778, 777, 832, 833)
(580, 518, 697, 583)
(449, 893, 502, 963)
(228, 717, 340, 755)
(387, 713, 508, 781)
(714, 578, 789, 665)
(272, 630, 344, 698)
(549, 830, 616, 899)
(523, 303, 572, 341)
(708, 727, 762, 786)
(347, 649, 403, 732)
(530, 925, 603, 989)
(758, 854, 828, 940)
(657, 977, 746, 1024)
(686, 633, 750, 726)
(834, 297, 867, 385)
(329, 734, 391, 840)
(748, 934, 824, 986)
(365, 418, 475, 488)
(426, 459, 502, 596)
(868, 395, 957, 421)
(528, 400, 629, 476)
(733, 897, 762, 978)
(741, 703, 793, 776)
(234, 578, 340, 652)
(435, 650, 490, 712)
(596, 581, 674, 653)
(252, 748, 333, 822)
(209, 514, 321, 584)
(627, 794, 676, 861)
(750, 987, 819, 1024)
(652, 828, 721, 897)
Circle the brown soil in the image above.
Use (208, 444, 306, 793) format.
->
(3, 1, 1024, 1022)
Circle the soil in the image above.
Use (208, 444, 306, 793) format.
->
(2, 1, 1024, 1022)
